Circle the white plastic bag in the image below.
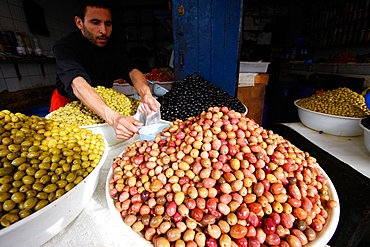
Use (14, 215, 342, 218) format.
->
(135, 103, 161, 126)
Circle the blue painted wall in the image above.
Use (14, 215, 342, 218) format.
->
(172, 0, 244, 97)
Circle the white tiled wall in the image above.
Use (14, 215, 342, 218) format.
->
(0, 0, 76, 92)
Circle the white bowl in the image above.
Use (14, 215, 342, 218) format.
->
(305, 166, 340, 247)
(105, 153, 340, 247)
(81, 122, 122, 146)
(0, 140, 109, 247)
(359, 118, 370, 153)
(295, 100, 364, 136)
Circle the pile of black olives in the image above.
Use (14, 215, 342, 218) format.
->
(158, 73, 246, 122)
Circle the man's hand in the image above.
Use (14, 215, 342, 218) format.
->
(129, 68, 160, 115)
(112, 115, 143, 140)
(140, 94, 160, 115)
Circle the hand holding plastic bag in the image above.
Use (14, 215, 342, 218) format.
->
(136, 103, 161, 126)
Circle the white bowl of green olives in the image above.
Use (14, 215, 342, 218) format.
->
(0, 137, 108, 247)
(295, 100, 364, 137)
(359, 117, 370, 153)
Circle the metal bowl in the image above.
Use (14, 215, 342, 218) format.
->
(295, 100, 364, 136)
(0, 140, 108, 246)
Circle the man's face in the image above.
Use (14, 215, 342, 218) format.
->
(75, 6, 112, 47)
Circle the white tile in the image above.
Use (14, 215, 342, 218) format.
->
(17, 63, 28, 76)
(26, 63, 41, 76)
(9, 0, 22, 7)
(18, 75, 32, 90)
(30, 75, 43, 87)
(5, 77, 21, 92)
(0, 16, 15, 30)
(0, 78, 7, 93)
(1, 63, 17, 78)
(13, 19, 27, 32)
(9, 4, 24, 21)
(45, 63, 56, 74)
(0, 1, 11, 18)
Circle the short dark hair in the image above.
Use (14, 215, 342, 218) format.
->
(76, 0, 111, 21)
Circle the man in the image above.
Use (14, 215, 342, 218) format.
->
(50, 1, 159, 140)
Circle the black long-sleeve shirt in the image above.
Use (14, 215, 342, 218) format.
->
(53, 31, 136, 100)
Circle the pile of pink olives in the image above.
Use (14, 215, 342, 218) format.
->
(109, 106, 338, 247)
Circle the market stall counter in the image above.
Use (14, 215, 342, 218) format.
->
(271, 122, 370, 247)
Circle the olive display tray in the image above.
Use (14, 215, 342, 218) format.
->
(0, 140, 109, 247)
(295, 100, 364, 137)
(105, 149, 340, 247)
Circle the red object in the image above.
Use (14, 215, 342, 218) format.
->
(49, 89, 73, 112)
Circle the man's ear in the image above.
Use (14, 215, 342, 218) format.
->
(75, 16, 83, 30)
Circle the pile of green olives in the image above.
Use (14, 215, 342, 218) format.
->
(0, 110, 105, 228)
(297, 87, 370, 118)
(48, 86, 141, 126)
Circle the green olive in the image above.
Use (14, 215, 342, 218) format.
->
(32, 183, 44, 192)
(18, 163, 31, 171)
(11, 192, 25, 204)
(8, 144, 20, 152)
(22, 175, 35, 185)
(56, 179, 68, 189)
(73, 176, 83, 184)
(36, 192, 48, 200)
(0, 213, 19, 227)
(25, 167, 37, 176)
(26, 151, 40, 159)
(55, 189, 65, 198)
(39, 162, 51, 170)
(2, 199, 16, 211)
(43, 184, 57, 193)
(6, 152, 20, 161)
(48, 192, 56, 203)
(0, 184, 12, 193)
(65, 183, 75, 192)
(40, 175, 51, 185)
(0, 192, 11, 202)
(0, 167, 13, 177)
(19, 209, 32, 219)
(34, 199, 48, 211)
(19, 184, 32, 193)
(23, 197, 38, 210)
(11, 157, 26, 166)
(12, 180, 24, 188)
(26, 190, 37, 199)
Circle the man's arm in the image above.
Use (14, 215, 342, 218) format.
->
(129, 68, 159, 114)
(71, 76, 142, 140)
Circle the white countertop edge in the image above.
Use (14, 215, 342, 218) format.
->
(281, 122, 370, 179)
